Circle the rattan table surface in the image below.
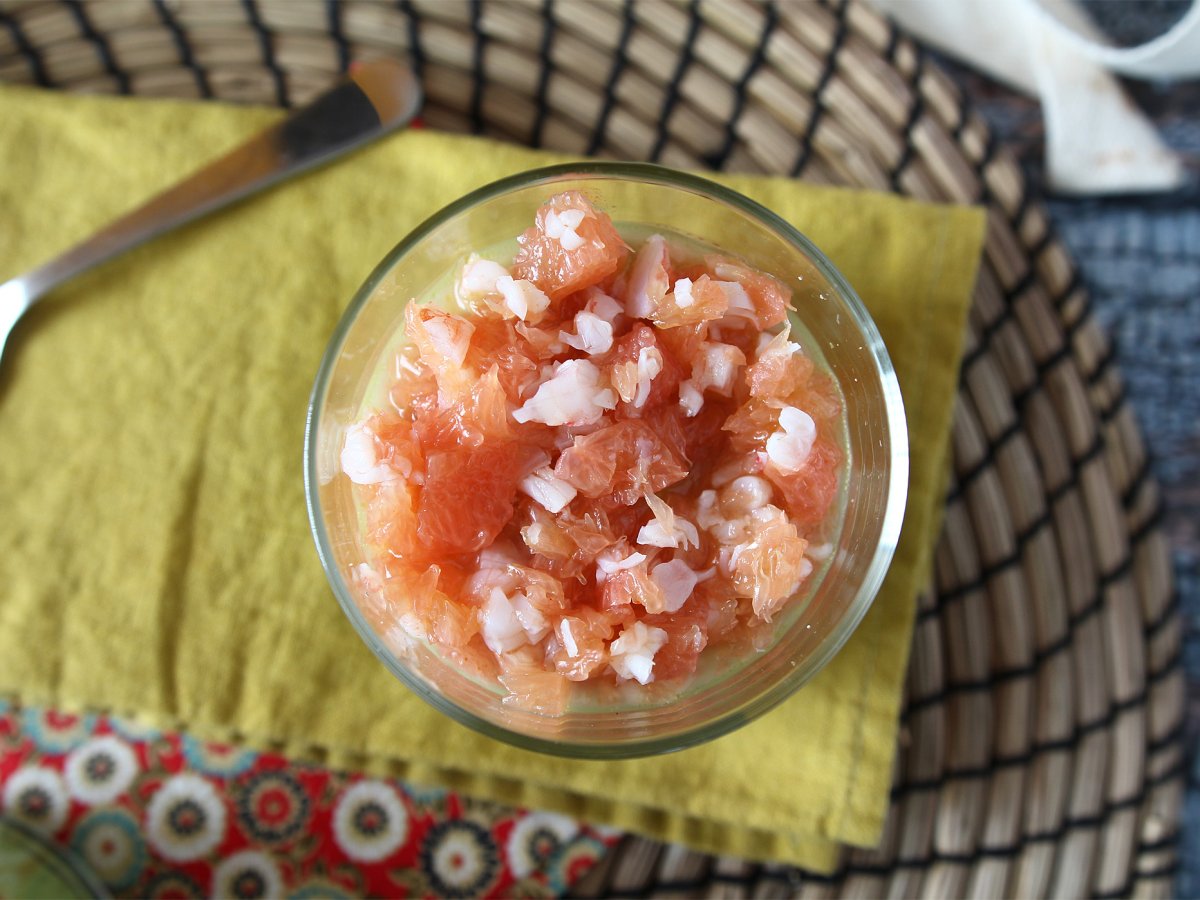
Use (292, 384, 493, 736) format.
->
(0, 1, 1193, 897)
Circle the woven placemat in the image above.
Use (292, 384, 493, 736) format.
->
(0, 0, 1186, 896)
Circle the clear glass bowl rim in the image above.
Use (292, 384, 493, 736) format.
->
(304, 161, 910, 759)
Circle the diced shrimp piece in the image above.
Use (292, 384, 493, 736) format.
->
(679, 380, 704, 417)
(601, 551, 698, 617)
(652, 275, 729, 328)
(508, 592, 549, 643)
(519, 466, 578, 514)
(459, 255, 509, 297)
(512, 192, 629, 301)
(559, 310, 615, 355)
(715, 280, 757, 324)
(808, 542, 834, 562)
(649, 558, 703, 613)
(512, 360, 617, 426)
(463, 561, 519, 602)
(624, 233, 671, 318)
(583, 287, 625, 325)
(712, 450, 765, 488)
(710, 515, 754, 549)
(543, 207, 587, 251)
(456, 254, 512, 318)
(476, 538, 525, 571)
(495, 276, 551, 322)
(764, 406, 817, 474)
(631, 347, 663, 409)
(595, 542, 648, 584)
(636, 492, 700, 550)
(342, 421, 403, 485)
(691, 341, 745, 396)
(695, 489, 723, 530)
(608, 621, 669, 684)
(719, 475, 775, 518)
(464, 561, 568, 622)
(478, 587, 550, 653)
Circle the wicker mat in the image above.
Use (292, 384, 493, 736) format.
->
(0, 1, 1186, 896)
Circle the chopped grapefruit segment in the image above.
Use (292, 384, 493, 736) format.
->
(465, 318, 540, 401)
(417, 442, 540, 555)
(549, 608, 615, 681)
(727, 506, 809, 621)
(404, 303, 476, 400)
(413, 365, 515, 451)
(643, 604, 710, 681)
(604, 323, 684, 414)
(651, 274, 729, 329)
(554, 419, 688, 506)
(601, 554, 666, 614)
(722, 397, 782, 453)
(511, 191, 628, 302)
(707, 256, 793, 329)
(499, 663, 569, 715)
(365, 479, 425, 562)
(765, 435, 842, 528)
(655, 321, 708, 370)
(746, 329, 814, 401)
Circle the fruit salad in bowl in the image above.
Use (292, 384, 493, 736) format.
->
(306, 164, 907, 758)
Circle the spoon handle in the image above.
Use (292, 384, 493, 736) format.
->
(13, 59, 421, 305)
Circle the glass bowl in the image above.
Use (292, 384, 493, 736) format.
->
(304, 162, 908, 759)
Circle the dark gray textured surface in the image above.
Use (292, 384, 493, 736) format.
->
(1081, 0, 1192, 48)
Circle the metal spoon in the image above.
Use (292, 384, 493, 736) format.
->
(0, 58, 422, 366)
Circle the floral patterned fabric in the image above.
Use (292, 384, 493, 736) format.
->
(0, 701, 616, 897)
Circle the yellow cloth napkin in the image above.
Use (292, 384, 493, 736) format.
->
(0, 84, 985, 872)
